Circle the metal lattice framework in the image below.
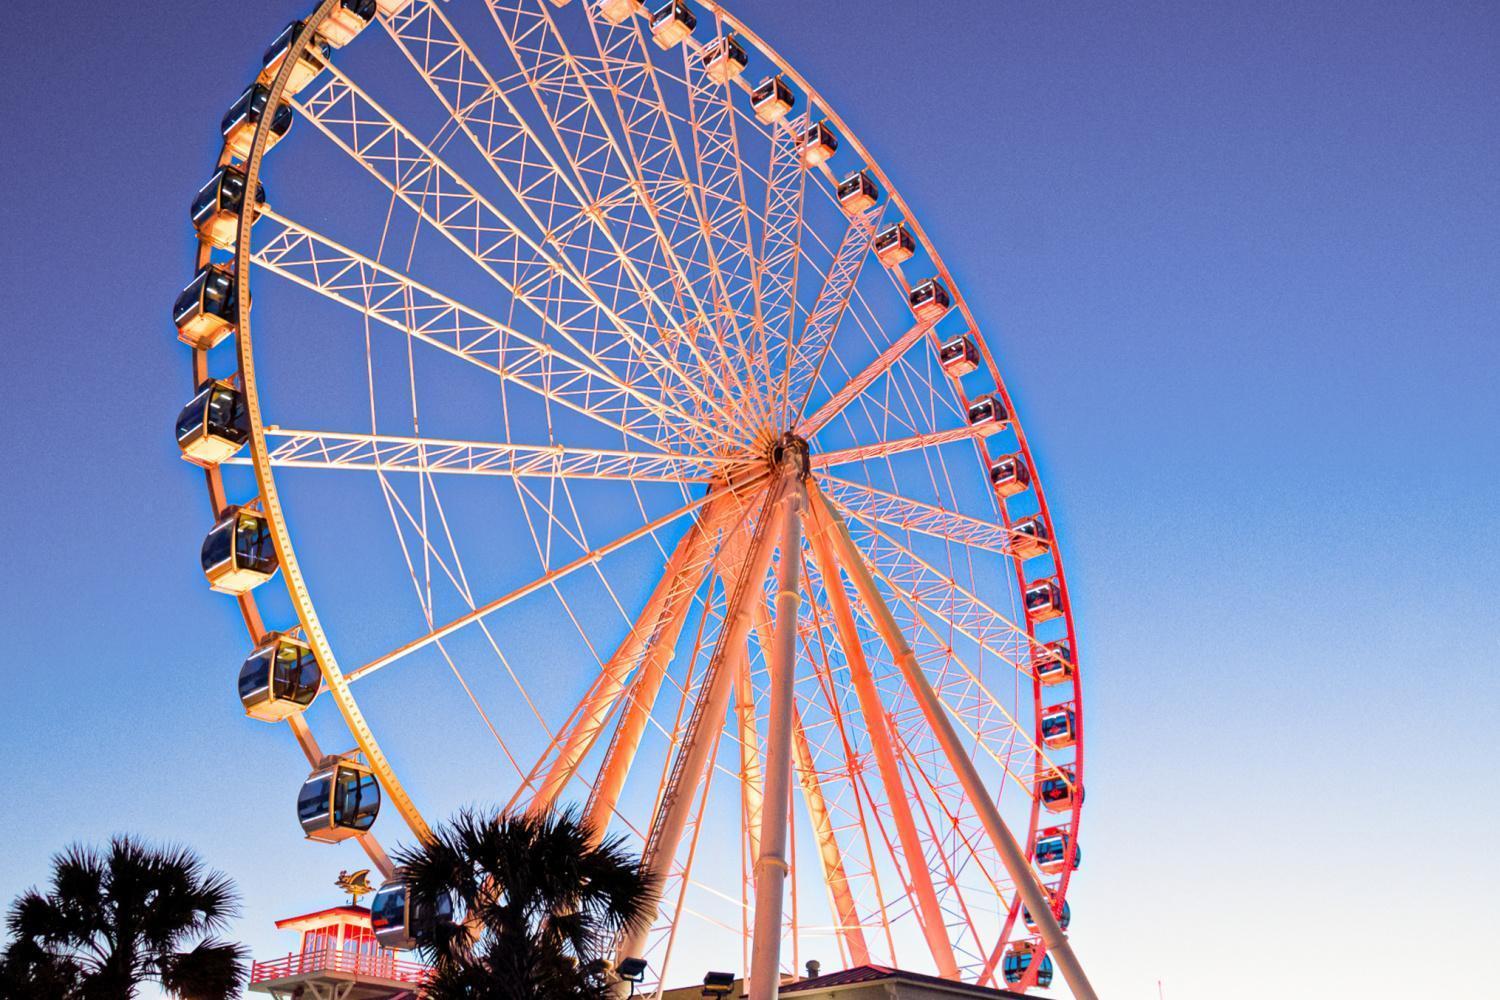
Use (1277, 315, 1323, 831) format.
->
(176, 2, 1093, 997)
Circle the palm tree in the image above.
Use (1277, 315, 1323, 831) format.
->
(398, 807, 658, 1000)
(0, 836, 247, 1000)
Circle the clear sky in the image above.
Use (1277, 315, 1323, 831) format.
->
(2, 2, 1497, 998)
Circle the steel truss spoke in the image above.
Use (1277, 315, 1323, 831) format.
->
(812, 426, 982, 470)
(799, 322, 943, 434)
(820, 475, 1033, 559)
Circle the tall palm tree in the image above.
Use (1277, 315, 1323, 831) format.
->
(398, 807, 658, 1000)
(0, 837, 247, 1000)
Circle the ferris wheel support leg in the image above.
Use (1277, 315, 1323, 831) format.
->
(807, 483, 1100, 1000)
(749, 479, 806, 1000)
(736, 646, 766, 865)
(803, 497, 961, 981)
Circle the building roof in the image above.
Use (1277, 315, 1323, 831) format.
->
(273, 904, 372, 932)
(780, 965, 1027, 999)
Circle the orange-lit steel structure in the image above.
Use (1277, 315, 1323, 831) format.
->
(176, 2, 1093, 997)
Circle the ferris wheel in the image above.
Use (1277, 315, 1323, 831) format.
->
(173, 0, 1094, 996)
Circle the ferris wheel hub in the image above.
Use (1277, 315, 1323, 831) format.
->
(769, 432, 810, 480)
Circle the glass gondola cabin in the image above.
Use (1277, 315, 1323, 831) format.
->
(173, 264, 241, 350)
(221, 83, 294, 162)
(239, 632, 321, 722)
(370, 877, 455, 950)
(967, 394, 1008, 435)
(1039, 704, 1077, 749)
(701, 35, 748, 83)
(910, 277, 952, 325)
(259, 21, 332, 98)
(175, 379, 249, 467)
(1023, 898, 1071, 933)
(201, 506, 278, 595)
(938, 334, 978, 377)
(190, 166, 266, 249)
(596, 0, 642, 25)
(799, 121, 838, 167)
(1012, 515, 1050, 560)
(1024, 577, 1064, 623)
(299, 759, 381, 842)
(837, 170, 880, 214)
(1034, 640, 1075, 687)
(1038, 767, 1080, 814)
(874, 221, 915, 266)
(989, 453, 1031, 498)
(751, 75, 794, 124)
(649, 1, 695, 48)
(1002, 943, 1053, 988)
(1034, 826, 1079, 874)
(318, 0, 378, 47)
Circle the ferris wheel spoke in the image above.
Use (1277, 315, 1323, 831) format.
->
(582, 13, 776, 429)
(379, 1, 736, 425)
(799, 321, 938, 435)
(251, 211, 705, 453)
(291, 72, 737, 449)
(812, 425, 983, 470)
(819, 475, 1031, 561)
(248, 426, 728, 483)
(755, 111, 811, 406)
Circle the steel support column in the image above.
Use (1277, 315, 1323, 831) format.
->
(808, 483, 1099, 1000)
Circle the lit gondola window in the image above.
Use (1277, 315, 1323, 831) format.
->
(175, 379, 250, 467)
(799, 121, 838, 167)
(201, 505, 278, 595)
(649, 1, 696, 49)
(750, 75, 794, 123)
(910, 277, 952, 324)
(938, 333, 978, 377)
(968, 394, 1008, 435)
(701, 35, 748, 83)
(221, 83, 294, 162)
(837, 169, 880, 214)
(989, 453, 1031, 498)
(298, 759, 381, 842)
(173, 264, 241, 350)
(1012, 515, 1050, 560)
(319, 0, 379, 47)
(1024, 577, 1064, 623)
(239, 633, 321, 722)
(190, 166, 266, 249)
(370, 877, 455, 950)
(259, 21, 333, 98)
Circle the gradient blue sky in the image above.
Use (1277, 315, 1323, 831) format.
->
(2, 2, 1497, 997)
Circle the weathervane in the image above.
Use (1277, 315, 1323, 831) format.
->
(335, 869, 373, 906)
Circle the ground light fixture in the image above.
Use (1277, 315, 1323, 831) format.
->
(703, 970, 736, 998)
(617, 957, 648, 998)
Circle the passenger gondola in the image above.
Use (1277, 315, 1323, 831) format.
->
(701, 35, 748, 83)
(376, 0, 414, 14)
(239, 632, 321, 722)
(319, 0, 379, 47)
(1039, 704, 1076, 749)
(190, 165, 266, 249)
(1002, 943, 1053, 988)
(1034, 640, 1075, 687)
(967, 394, 1008, 435)
(370, 877, 456, 950)
(1012, 515, 1050, 560)
(873, 221, 915, 266)
(173, 264, 241, 350)
(938, 333, 978, 377)
(989, 453, 1031, 498)
(909, 277, 951, 324)
(221, 84, 295, 162)
(649, 1, 695, 49)
(1023, 897, 1071, 933)
(750, 75, 794, 124)
(1024, 577, 1064, 623)
(596, 0, 643, 25)
(799, 121, 838, 167)
(298, 758, 381, 842)
(1033, 826, 1080, 874)
(837, 169, 880, 214)
(175, 379, 250, 467)
(1038, 767, 1080, 814)
(201, 505, 278, 595)
(259, 21, 332, 98)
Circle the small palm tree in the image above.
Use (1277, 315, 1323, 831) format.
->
(399, 807, 658, 1000)
(0, 837, 247, 1000)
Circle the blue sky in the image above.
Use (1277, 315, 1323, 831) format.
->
(1, 2, 1497, 998)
